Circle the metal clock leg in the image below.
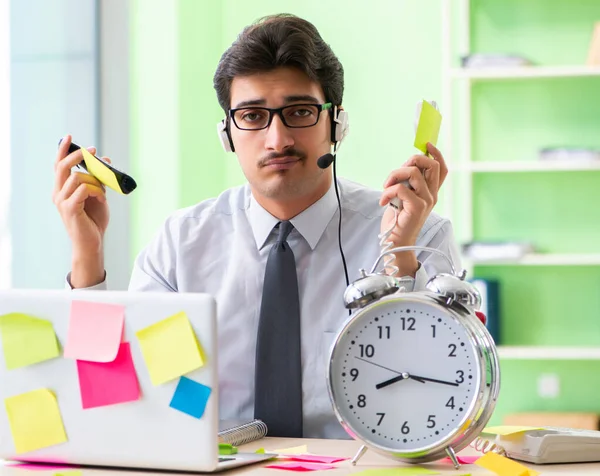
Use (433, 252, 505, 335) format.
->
(445, 446, 461, 469)
(351, 445, 368, 465)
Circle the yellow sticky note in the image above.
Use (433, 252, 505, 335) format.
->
(0, 313, 60, 369)
(270, 445, 308, 455)
(81, 148, 123, 194)
(474, 452, 539, 476)
(4, 388, 68, 454)
(414, 99, 442, 154)
(136, 311, 204, 385)
(55, 471, 82, 476)
(255, 448, 265, 454)
(354, 468, 440, 475)
(483, 425, 543, 436)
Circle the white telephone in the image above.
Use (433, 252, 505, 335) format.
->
(478, 427, 600, 464)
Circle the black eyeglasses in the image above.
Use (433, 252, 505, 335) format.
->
(229, 103, 332, 130)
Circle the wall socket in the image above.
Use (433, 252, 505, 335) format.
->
(538, 373, 560, 399)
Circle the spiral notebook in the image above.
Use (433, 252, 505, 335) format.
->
(218, 419, 268, 447)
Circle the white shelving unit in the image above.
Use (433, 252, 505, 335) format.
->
(469, 253, 600, 267)
(498, 346, 600, 360)
(441, 0, 600, 360)
(465, 161, 600, 173)
(441, 0, 600, 255)
(451, 65, 600, 80)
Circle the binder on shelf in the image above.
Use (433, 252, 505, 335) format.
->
(471, 278, 501, 345)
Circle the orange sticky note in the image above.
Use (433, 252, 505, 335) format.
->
(474, 452, 539, 476)
(63, 300, 124, 362)
(4, 388, 68, 454)
(136, 311, 204, 385)
(0, 313, 59, 369)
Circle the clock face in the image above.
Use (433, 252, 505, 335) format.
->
(328, 296, 482, 452)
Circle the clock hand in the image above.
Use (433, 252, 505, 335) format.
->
(375, 372, 426, 389)
(408, 374, 460, 387)
(355, 356, 403, 374)
(354, 357, 426, 389)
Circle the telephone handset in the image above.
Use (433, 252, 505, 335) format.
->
(475, 427, 600, 464)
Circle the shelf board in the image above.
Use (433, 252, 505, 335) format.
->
(498, 346, 600, 360)
(470, 254, 600, 266)
(451, 65, 600, 80)
(462, 161, 600, 173)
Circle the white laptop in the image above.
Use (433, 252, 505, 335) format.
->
(0, 289, 274, 472)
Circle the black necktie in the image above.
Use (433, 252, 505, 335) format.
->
(254, 221, 303, 437)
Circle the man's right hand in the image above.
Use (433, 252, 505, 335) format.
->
(53, 134, 110, 288)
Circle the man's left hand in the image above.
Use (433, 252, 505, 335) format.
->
(378, 143, 448, 277)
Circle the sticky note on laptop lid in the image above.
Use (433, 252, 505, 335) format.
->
(414, 99, 442, 154)
(136, 311, 205, 385)
(0, 313, 59, 369)
(63, 300, 124, 362)
(4, 388, 68, 454)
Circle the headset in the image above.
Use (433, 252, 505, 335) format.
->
(216, 106, 352, 295)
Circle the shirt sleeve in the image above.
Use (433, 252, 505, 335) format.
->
(128, 217, 178, 292)
(65, 271, 108, 290)
(413, 219, 462, 291)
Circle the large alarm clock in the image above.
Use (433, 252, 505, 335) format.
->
(326, 246, 500, 469)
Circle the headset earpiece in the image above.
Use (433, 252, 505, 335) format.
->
(330, 106, 349, 149)
(217, 119, 235, 153)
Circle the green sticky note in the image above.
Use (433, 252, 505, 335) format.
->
(0, 313, 60, 369)
(255, 448, 265, 454)
(354, 468, 440, 476)
(414, 100, 442, 154)
(219, 443, 238, 455)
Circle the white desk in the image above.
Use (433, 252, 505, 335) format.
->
(3, 438, 600, 475)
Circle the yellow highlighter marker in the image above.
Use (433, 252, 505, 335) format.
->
(58, 139, 137, 195)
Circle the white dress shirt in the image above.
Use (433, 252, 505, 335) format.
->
(75, 177, 460, 439)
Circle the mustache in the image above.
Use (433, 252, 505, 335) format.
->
(258, 149, 306, 167)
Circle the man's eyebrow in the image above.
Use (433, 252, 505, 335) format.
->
(233, 98, 267, 108)
(283, 95, 322, 104)
(232, 95, 323, 109)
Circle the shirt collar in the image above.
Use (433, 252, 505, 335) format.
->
(246, 180, 338, 251)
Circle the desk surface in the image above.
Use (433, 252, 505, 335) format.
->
(2, 438, 600, 475)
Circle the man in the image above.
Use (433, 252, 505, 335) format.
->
(53, 14, 460, 439)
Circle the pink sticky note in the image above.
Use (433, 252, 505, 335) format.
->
(7, 464, 79, 471)
(444, 455, 480, 464)
(77, 342, 140, 408)
(286, 455, 348, 464)
(265, 462, 336, 471)
(64, 300, 124, 362)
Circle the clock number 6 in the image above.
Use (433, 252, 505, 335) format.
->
(401, 421, 410, 434)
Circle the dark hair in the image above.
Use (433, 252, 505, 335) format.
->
(213, 14, 344, 113)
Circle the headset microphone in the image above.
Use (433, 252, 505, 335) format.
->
(317, 153, 335, 169)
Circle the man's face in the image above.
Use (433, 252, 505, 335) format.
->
(229, 67, 332, 204)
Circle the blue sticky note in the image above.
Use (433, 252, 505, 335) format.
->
(169, 376, 211, 418)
